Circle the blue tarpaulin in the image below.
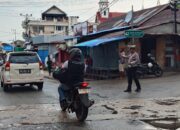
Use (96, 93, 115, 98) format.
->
(75, 36, 127, 47)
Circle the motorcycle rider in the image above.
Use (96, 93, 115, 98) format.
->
(58, 48, 85, 109)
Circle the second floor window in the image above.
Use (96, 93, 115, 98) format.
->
(56, 26, 63, 31)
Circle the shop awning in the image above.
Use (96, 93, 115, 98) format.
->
(74, 36, 127, 47)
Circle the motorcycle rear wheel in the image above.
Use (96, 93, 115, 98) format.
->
(75, 101, 88, 122)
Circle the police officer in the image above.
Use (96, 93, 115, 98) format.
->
(124, 45, 141, 92)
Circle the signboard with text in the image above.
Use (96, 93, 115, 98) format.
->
(125, 30, 144, 38)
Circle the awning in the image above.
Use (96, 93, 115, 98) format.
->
(74, 36, 127, 47)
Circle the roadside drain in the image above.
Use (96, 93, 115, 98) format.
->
(142, 117, 180, 130)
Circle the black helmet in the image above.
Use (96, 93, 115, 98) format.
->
(69, 48, 82, 61)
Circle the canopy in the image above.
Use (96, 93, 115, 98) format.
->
(75, 36, 127, 47)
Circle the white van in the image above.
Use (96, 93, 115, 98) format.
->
(0, 52, 44, 92)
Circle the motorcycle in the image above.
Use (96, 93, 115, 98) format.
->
(60, 82, 94, 122)
(136, 58, 163, 78)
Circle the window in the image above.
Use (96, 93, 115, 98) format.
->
(9, 53, 40, 64)
(32, 26, 44, 33)
(46, 16, 53, 21)
(104, 11, 106, 16)
(56, 26, 63, 31)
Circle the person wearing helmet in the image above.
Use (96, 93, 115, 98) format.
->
(124, 45, 141, 92)
(58, 48, 85, 108)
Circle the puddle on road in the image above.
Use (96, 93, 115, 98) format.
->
(142, 117, 180, 130)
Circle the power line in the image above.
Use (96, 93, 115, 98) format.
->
(0, 30, 21, 35)
(55, 0, 121, 36)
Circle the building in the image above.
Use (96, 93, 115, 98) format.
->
(95, 0, 125, 24)
(95, 4, 180, 70)
(22, 5, 79, 39)
(75, 4, 180, 79)
(22, 5, 79, 65)
(31, 34, 70, 65)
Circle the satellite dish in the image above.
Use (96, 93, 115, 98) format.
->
(124, 10, 133, 24)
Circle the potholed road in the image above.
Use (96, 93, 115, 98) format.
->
(0, 73, 180, 130)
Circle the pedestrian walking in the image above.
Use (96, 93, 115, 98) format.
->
(124, 45, 141, 92)
(47, 55, 52, 76)
(119, 48, 126, 79)
(84, 54, 93, 73)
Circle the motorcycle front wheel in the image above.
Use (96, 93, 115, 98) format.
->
(75, 101, 88, 122)
(154, 68, 163, 77)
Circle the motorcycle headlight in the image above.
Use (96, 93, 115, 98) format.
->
(148, 63, 153, 68)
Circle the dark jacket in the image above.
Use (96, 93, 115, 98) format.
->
(67, 60, 85, 86)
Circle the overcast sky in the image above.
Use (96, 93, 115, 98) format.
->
(0, 0, 169, 42)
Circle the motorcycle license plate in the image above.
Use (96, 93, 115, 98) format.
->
(78, 89, 90, 94)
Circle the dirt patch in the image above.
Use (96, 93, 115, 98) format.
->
(93, 93, 108, 99)
(101, 105, 118, 114)
(142, 117, 180, 129)
(147, 110, 158, 114)
(155, 99, 180, 106)
(122, 105, 143, 110)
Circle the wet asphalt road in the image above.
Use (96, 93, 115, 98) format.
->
(0, 73, 180, 129)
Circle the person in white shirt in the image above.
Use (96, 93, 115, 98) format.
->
(124, 45, 141, 93)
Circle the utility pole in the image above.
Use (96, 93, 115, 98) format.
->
(157, 0, 161, 6)
(142, 0, 144, 10)
(174, 1, 177, 34)
(170, 0, 178, 34)
(131, 5, 134, 45)
(20, 13, 32, 41)
(11, 29, 17, 41)
(170, 0, 179, 68)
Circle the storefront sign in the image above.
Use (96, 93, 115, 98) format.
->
(125, 30, 144, 38)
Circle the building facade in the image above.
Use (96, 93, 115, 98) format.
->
(22, 5, 78, 39)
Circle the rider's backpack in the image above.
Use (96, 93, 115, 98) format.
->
(53, 67, 68, 83)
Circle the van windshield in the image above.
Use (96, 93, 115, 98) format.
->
(9, 53, 40, 64)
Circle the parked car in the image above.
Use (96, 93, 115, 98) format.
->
(0, 51, 44, 92)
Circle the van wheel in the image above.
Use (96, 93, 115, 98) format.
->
(3, 84, 9, 92)
(37, 83, 43, 91)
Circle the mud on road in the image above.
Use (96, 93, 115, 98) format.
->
(0, 97, 180, 129)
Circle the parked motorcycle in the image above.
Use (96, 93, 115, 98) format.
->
(136, 55, 163, 78)
(60, 82, 94, 122)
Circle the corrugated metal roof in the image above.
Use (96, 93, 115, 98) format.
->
(75, 36, 127, 47)
(97, 4, 168, 31)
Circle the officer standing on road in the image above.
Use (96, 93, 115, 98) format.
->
(124, 45, 141, 92)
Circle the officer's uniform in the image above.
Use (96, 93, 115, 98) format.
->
(124, 45, 141, 92)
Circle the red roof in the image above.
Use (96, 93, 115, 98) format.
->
(96, 12, 125, 24)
